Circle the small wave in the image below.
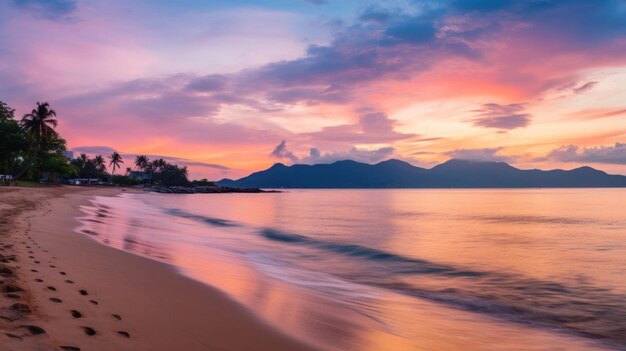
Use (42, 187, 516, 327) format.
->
(260, 228, 626, 347)
(166, 208, 238, 227)
(145, 207, 626, 347)
(261, 229, 485, 277)
(470, 214, 594, 225)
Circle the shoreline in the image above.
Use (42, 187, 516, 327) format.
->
(1, 186, 318, 350)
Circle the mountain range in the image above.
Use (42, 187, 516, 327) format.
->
(217, 159, 626, 188)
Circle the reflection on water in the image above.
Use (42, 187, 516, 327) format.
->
(77, 189, 626, 350)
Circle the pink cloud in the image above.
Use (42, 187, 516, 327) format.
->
(2, 0, 626, 178)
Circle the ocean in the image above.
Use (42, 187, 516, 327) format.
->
(77, 189, 626, 350)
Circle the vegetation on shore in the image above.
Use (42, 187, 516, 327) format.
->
(1, 101, 73, 184)
(0, 100, 196, 187)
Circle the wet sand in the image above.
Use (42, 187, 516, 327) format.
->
(0, 186, 317, 351)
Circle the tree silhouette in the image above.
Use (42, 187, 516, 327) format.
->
(14, 102, 60, 179)
(94, 155, 106, 178)
(108, 152, 123, 176)
(134, 155, 149, 171)
(21, 102, 58, 147)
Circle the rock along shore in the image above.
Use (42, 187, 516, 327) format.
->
(143, 185, 279, 194)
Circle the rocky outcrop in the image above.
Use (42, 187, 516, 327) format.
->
(144, 185, 276, 194)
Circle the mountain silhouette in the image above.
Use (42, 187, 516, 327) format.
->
(217, 159, 626, 188)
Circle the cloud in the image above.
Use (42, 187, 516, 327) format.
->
(445, 147, 513, 162)
(300, 146, 396, 164)
(54, 74, 287, 147)
(470, 103, 531, 130)
(573, 81, 598, 94)
(185, 75, 228, 92)
(5, 0, 626, 109)
(6, 0, 626, 115)
(266, 84, 351, 104)
(547, 143, 626, 165)
(230, 0, 626, 107)
(72, 146, 117, 155)
(583, 108, 626, 120)
(309, 147, 321, 158)
(303, 110, 417, 144)
(557, 81, 599, 96)
(268, 141, 396, 165)
(12, 0, 77, 20)
(235, 0, 626, 106)
(270, 140, 298, 162)
(3, 0, 626, 179)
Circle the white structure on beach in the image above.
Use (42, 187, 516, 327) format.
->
(68, 178, 100, 185)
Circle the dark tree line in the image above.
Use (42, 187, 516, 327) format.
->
(0, 100, 191, 186)
(132, 155, 190, 186)
(69, 153, 107, 179)
(0, 101, 74, 183)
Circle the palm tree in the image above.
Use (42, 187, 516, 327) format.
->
(108, 152, 123, 176)
(78, 153, 89, 177)
(79, 153, 88, 164)
(134, 155, 148, 171)
(152, 158, 166, 173)
(14, 102, 59, 179)
(94, 155, 106, 176)
(21, 102, 58, 146)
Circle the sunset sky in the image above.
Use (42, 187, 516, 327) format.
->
(1, 0, 626, 179)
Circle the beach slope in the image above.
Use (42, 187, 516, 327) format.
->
(0, 186, 317, 351)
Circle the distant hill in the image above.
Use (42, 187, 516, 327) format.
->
(217, 159, 626, 188)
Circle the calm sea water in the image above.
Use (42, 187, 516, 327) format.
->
(78, 189, 626, 350)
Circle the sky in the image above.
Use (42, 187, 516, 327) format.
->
(1, 0, 626, 179)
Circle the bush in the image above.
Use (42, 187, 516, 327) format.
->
(190, 178, 215, 186)
(154, 164, 189, 186)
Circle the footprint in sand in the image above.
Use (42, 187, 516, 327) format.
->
(46, 286, 57, 291)
(117, 331, 130, 338)
(49, 297, 63, 303)
(11, 303, 31, 313)
(89, 300, 98, 305)
(112, 314, 122, 320)
(71, 310, 83, 318)
(0, 266, 14, 277)
(35, 278, 43, 283)
(20, 325, 46, 335)
(60, 346, 81, 351)
(1, 284, 22, 293)
(65, 280, 74, 284)
(82, 326, 96, 336)
(79, 289, 88, 296)
(60, 271, 67, 275)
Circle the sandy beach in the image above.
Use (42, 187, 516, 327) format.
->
(0, 186, 317, 351)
